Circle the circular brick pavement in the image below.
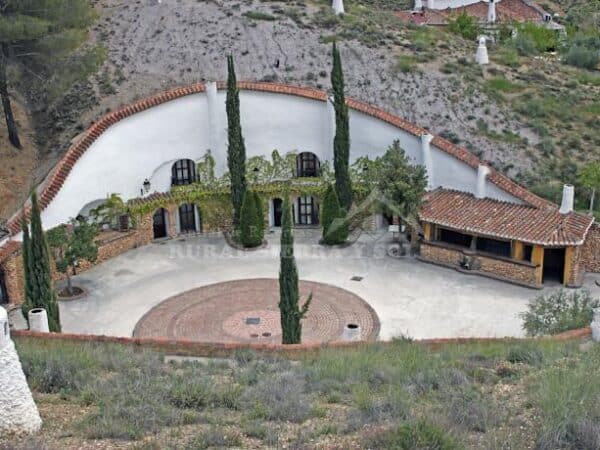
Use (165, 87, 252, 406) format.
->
(133, 279, 380, 344)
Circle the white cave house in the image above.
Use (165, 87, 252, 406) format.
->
(0, 81, 598, 304)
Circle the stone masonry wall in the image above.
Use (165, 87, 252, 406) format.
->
(420, 242, 539, 287)
(581, 223, 600, 273)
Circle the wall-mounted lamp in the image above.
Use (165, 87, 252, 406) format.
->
(143, 178, 151, 194)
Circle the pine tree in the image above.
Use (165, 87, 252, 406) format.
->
(25, 192, 60, 332)
(226, 55, 247, 228)
(0, 0, 102, 149)
(279, 196, 311, 344)
(240, 190, 261, 248)
(331, 42, 352, 211)
(253, 191, 265, 243)
(321, 184, 348, 245)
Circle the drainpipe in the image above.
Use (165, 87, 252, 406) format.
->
(559, 184, 574, 214)
(476, 164, 491, 199)
(421, 133, 434, 190)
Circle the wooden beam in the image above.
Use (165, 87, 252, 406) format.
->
(512, 241, 524, 260)
(532, 245, 544, 285)
(423, 222, 434, 241)
(563, 246, 574, 286)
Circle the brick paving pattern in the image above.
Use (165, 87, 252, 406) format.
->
(133, 278, 380, 344)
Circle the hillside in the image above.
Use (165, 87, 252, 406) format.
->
(2, 336, 599, 449)
(1, 0, 599, 221)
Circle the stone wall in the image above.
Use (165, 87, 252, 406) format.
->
(581, 223, 600, 273)
(420, 241, 540, 287)
(3, 217, 153, 305)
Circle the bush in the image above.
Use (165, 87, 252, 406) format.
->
(514, 22, 559, 54)
(520, 289, 599, 336)
(507, 345, 544, 366)
(239, 190, 262, 247)
(321, 184, 349, 245)
(565, 45, 599, 70)
(363, 421, 461, 450)
(185, 428, 242, 449)
(448, 12, 480, 41)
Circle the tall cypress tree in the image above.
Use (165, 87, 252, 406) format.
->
(279, 195, 311, 344)
(26, 192, 60, 332)
(20, 217, 33, 317)
(321, 184, 348, 245)
(331, 42, 352, 211)
(226, 55, 247, 229)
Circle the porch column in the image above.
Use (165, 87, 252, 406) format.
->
(423, 222, 434, 241)
(563, 246, 576, 286)
(167, 205, 178, 237)
(532, 245, 544, 285)
(512, 241, 524, 260)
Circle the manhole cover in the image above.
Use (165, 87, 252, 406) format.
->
(351, 276, 363, 281)
(246, 317, 260, 325)
(262, 332, 271, 337)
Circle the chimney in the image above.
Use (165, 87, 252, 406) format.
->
(559, 184, 574, 214)
(414, 0, 423, 10)
(476, 164, 491, 199)
(332, 0, 344, 15)
(476, 36, 489, 65)
(487, 0, 496, 23)
(421, 133, 434, 190)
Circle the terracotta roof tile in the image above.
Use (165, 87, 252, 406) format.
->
(420, 189, 594, 246)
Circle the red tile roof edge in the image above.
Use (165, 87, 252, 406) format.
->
(420, 188, 595, 246)
(4, 81, 552, 237)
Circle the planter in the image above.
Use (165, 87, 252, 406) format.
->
(342, 323, 361, 342)
(57, 286, 88, 301)
(28, 308, 49, 333)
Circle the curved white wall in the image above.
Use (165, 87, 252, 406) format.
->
(40, 89, 521, 230)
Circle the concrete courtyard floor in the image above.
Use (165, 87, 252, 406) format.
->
(55, 230, 600, 341)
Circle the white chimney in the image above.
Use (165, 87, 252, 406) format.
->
(332, 0, 344, 15)
(421, 133, 435, 190)
(476, 164, 491, 199)
(476, 36, 489, 65)
(487, 0, 497, 23)
(414, 0, 423, 10)
(559, 184, 574, 214)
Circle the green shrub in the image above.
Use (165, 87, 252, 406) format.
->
(520, 289, 599, 336)
(242, 11, 277, 21)
(506, 345, 544, 366)
(253, 191, 265, 242)
(321, 184, 349, 245)
(448, 12, 480, 40)
(239, 190, 262, 247)
(185, 428, 242, 449)
(565, 45, 599, 70)
(363, 420, 461, 450)
(514, 22, 559, 54)
(396, 54, 418, 73)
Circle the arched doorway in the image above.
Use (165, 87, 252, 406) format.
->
(272, 198, 283, 227)
(0, 269, 8, 305)
(178, 203, 202, 233)
(152, 208, 168, 239)
(296, 196, 319, 225)
(171, 159, 196, 186)
(296, 152, 320, 177)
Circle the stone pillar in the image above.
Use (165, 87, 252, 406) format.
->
(487, 0, 496, 24)
(332, 0, 344, 15)
(0, 306, 42, 436)
(421, 133, 434, 190)
(167, 206, 179, 237)
(476, 36, 489, 65)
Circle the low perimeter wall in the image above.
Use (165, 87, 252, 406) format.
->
(419, 241, 541, 288)
(11, 328, 591, 358)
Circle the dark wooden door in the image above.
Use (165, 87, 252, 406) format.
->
(153, 208, 167, 239)
(273, 199, 283, 227)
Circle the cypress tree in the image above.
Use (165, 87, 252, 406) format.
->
(331, 42, 352, 211)
(253, 191, 265, 243)
(20, 218, 34, 318)
(240, 190, 261, 247)
(226, 55, 247, 229)
(279, 196, 311, 344)
(321, 184, 348, 245)
(27, 192, 61, 332)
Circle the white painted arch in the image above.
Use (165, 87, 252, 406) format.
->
(37, 85, 522, 231)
